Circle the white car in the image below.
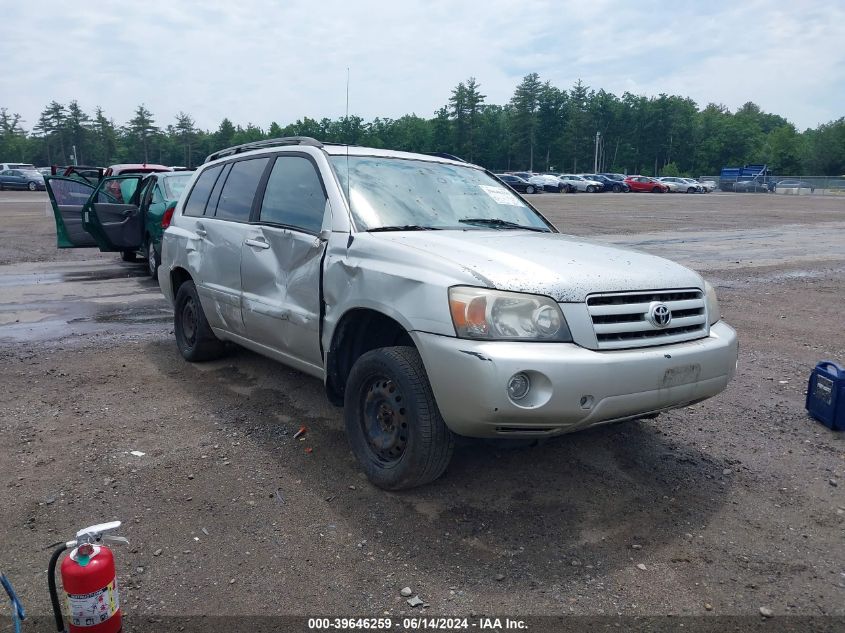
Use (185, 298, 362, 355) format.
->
(528, 174, 570, 193)
(557, 174, 603, 192)
(774, 180, 814, 195)
(658, 177, 700, 193)
(696, 179, 717, 193)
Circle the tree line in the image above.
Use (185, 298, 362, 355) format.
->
(1, 74, 843, 177)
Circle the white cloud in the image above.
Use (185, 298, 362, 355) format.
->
(1, 0, 842, 131)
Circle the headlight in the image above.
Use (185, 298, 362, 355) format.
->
(704, 281, 721, 325)
(448, 287, 572, 341)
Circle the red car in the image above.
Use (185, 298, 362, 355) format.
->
(624, 175, 669, 193)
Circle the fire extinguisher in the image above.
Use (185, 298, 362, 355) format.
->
(47, 521, 128, 633)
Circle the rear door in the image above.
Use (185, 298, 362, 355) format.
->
(45, 176, 99, 248)
(241, 153, 329, 369)
(196, 156, 270, 337)
(80, 176, 145, 251)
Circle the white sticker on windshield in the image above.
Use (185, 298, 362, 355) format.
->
(479, 185, 522, 206)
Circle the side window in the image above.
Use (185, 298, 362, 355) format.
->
(215, 157, 269, 221)
(258, 156, 327, 234)
(183, 165, 223, 217)
(152, 184, 165, 204)
(205, 162, 232, 217)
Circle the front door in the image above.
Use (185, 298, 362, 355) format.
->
(81, 176, 145, 252)
(241, 154, 329, 369)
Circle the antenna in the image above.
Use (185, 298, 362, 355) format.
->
(345, 67, 351, 208)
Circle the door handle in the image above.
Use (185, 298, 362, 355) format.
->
(245, 238, 270, 250)
(195, 228, 207, 238)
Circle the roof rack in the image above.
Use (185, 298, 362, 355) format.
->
(205, 137, 323, 163)
(422, 152, 467, 163)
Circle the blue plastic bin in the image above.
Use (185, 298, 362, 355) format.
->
(806, 361, 845, 431)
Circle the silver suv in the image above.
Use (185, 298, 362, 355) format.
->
(160, 137, 738, 489)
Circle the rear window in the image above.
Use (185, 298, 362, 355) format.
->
(183, 165, 223, 217)
(162, 174, 192, 199)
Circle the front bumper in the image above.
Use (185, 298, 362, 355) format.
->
(413, 321, 738, 438)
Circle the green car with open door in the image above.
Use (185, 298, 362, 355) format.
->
(45, 171, 193, 279)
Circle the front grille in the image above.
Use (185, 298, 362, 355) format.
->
(586, 289, 708, 350)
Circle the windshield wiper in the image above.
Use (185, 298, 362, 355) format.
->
(366, 225, 442, 232)
(458, 218, 547, 232)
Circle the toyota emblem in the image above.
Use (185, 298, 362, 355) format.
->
(648, 302, 672, 328)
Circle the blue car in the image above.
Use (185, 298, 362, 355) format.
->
(0, 168, 46, 191)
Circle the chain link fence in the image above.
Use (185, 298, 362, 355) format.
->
(699, 175, 845, 196)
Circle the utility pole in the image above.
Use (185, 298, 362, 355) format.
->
(593, 131, 600, 173)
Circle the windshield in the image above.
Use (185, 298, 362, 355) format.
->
(162, 173, 192, 199)
(331, 156, 551, 232)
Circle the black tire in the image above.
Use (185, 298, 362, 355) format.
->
(174, 280, 225, 362)
(121, 250, 137, 262)
(652, 186, 661, 193)
(612, 184, 622, 193)
(344, 346, 454, 490)
(0, 183, 4, 191)
(525, 185, 536, 194)
(687, 187, 696, 193)
(146, 240, 159, 279)
(586, 185, 596, 193)
(28, 181, 37, 191)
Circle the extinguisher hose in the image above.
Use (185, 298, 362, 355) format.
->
(47, 543, 68, 632)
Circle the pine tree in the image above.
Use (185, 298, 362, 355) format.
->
(127, 104, 159, 163)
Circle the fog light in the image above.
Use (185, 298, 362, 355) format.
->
(507, 373, 530, 401)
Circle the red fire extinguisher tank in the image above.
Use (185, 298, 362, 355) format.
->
(61, 545, 121, 633)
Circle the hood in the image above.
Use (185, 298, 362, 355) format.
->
(373, 230, 703, 302)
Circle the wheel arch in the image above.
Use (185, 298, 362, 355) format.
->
(325, 308, 415, 406)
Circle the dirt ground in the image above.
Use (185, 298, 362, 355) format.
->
(0, 190, 843, 626)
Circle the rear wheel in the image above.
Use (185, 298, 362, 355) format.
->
(525, 185, 536, 194)
(146, 240, 159, 279)
(344, 346, 454, 490)
(174, 280, 225, 361)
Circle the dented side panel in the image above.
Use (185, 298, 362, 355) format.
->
(241, 224, 326, 367)
(321, 233, 485, 353)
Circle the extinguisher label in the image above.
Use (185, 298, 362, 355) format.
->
(66, 580, 120, 627)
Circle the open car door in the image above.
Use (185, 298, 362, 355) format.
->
(80, 176, 146, 252)
(45, 176, 99, 248)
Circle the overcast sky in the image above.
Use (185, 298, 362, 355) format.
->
(2, 0, 843, 132)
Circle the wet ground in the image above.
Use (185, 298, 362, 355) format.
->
(0, 190, 843, 623)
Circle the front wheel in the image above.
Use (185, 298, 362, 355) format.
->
(525, 185, 536, 194)
(28, 181, 37, 191)
(344, 346, 454, 490)
(652, 186, 662, 193)
(687, 187, 696, 193)
(612, 184, 622, 193)
(586, 185, 596, 193)
(174, 280, 225, 362)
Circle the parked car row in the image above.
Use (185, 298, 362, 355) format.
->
(494, 171, 714, 195)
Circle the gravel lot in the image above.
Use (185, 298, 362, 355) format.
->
(0, 190, 843, 626)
